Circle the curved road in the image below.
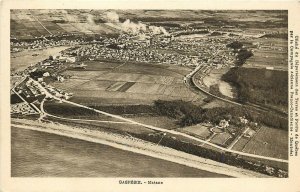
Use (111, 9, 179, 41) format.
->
(186, 66, 288, 116)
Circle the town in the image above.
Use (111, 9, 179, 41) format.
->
(10, 10, 289, 178)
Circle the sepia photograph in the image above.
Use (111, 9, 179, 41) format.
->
(9, 9, 290, 178)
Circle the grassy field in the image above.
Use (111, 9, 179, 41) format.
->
(231, 137, 250, 151)
(47, 115, 154, 135)
(51, 79, 90, 90)
(178, 124, 212, 139)
(242, 126, 288, 159)
(44, 101, 118, 121)
(210, 132, 232, 146)
(128, 115, 180, 130)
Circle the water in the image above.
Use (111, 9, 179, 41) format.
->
(11, 127, 230, 177)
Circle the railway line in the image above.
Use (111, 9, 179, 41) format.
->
(185, 65, 288, 118)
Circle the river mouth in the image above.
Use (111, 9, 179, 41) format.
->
(11, 46, 70, 74)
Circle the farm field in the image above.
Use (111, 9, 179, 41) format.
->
(10, 10, 120, 39)
(241, 126, 288, 160)
(51, 79, 90, 90)
(244, 38, 288, 70)
(51, 60, 203, 105)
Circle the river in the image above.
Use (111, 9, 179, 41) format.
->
(11, 127, 230, 177)
(11, 46, 70, 73)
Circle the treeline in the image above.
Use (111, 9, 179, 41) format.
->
(202, 17, 287, 29)
(11, 94, 23, 104)
(153, 100, 288, 130)
(132, 132, 288, 177)
(174, 30, 209, 37)
(222, 67, 288, 107)
(261, 33, 288, 40)
(226, 41, 253, 66)
(236, 49, 253, 66)
(91, 104, 157, 115)
(209, 31, 225, 36)
(44, 102, 99, 117)
(91, 100, 287, 130)
(149, 22, 181, 28)
(227, 41, 243, 49)
(154, 100, 205, 126)
(124, 17, 201, 23)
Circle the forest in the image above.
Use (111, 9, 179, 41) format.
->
(222, 67, 288, 108)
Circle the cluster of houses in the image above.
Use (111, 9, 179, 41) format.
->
(14, 74, 72, 106)
(25, 79, 46, 97)
(62, 33, 238, 68)
(44, 84, 73, 100)
(252, 42, 285, 51)
(26, 76, 72, 100)
(217, 116, 258, 139)
(11, 102, 37, 115)
(10, 38, 87, 52)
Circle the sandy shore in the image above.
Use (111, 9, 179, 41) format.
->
(11, 118, 269, 178)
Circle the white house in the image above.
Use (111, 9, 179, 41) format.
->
(66, 57, 76, 63)
(218, 119, 229, 129)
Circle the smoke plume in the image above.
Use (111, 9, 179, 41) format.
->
(103, 11, 120, 23)
(103, 11, 169, 36)
(86, 14, 95, 25)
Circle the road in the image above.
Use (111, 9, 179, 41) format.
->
(11, 76, 41, 113)
(40, 99, 133, 124)
(30, 11, 53, 35)
(31, 78, 287, 163)
(12, 76, 288, 163)
(227, 127, 250, 150)
(185, 64, 288, 117)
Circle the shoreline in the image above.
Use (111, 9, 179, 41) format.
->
(11, 118, 269, 178)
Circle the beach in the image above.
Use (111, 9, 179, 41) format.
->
(11, 118, 269, 178)
(12, 127, 230, 177)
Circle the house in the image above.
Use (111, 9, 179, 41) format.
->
(66, 57, 76, 63)
(43, 72, 50, 77)
(57, 76, 64, 82)
(218, 119, 229, 129)
(244, 129, 256, 138)
(52, 53, 61, 60)
(37, 77, 43, 82)
(239, 116, 249, 124)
